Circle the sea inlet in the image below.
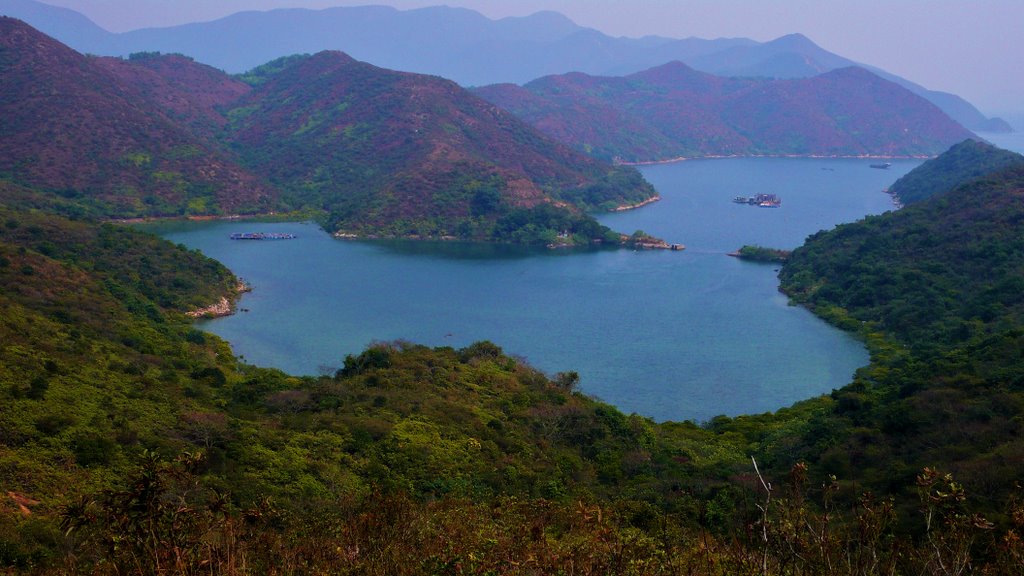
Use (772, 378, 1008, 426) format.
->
(151, 157, 920, 423)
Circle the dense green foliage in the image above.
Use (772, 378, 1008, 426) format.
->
(889, 139, 1024, 204)
(775, 152, 1024, 522)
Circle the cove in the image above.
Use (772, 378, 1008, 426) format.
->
(151, 157, 920, 423)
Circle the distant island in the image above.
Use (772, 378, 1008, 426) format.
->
(728, 245, 791, 263)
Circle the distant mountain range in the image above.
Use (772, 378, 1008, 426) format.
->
(0, 0, 1010, 133)
(0, 17, 654, 245)
(474, 63, 976, 162)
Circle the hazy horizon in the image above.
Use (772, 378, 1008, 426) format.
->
(26, 0, 1024, 119)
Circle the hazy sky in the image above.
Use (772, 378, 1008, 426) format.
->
(39, 0, 1024, 117)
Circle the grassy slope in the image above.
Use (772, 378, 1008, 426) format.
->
(0, 18, 274, 217)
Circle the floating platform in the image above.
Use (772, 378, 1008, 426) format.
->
(229, 232, 297, 240)
(732, 193, 781, 207)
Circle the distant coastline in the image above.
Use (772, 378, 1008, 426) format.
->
(617, 153, 934, 167)
(109, 212, 286, 225)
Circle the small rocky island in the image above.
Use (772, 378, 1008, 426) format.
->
(727, 245, 790, 262)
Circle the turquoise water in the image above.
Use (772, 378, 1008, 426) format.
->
(151, 157, 920, 423)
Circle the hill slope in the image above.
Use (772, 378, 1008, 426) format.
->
(0, 19, 654, 245)
(0, 17, 273, 217)
(775, 145, 1024, 511)
(888, 139, 1024, 204)
(226, 51, 655, 242)
(475, 63, 976, 162)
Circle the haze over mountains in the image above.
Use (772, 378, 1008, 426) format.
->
(0, 0, 1010, 134)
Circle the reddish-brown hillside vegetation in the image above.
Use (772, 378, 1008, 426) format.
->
(224, 51, 655, 236)
(0, 19, 654, 243)
(0, 17, 273, 217)
(96, 52, 252, 135)
(475, 62, 977, 162)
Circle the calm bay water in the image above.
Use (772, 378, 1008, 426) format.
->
(151, 157, 919, 423)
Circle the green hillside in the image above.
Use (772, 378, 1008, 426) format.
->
(776, 151, 1024, 521)
(888, 139, 1024, 204)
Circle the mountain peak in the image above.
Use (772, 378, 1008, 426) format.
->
(1, 15, 65, 51)
(630, 60, 697, 79)
(768, 32, 817, 50)
(308, 50, 357, 65)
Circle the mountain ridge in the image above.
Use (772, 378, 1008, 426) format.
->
(0, 18, 655, 245)
(0, 16, 273, 216)
(0, 0, 1008, 133)
(475, 62, 977, 162)
(887, 139, 1024, 204)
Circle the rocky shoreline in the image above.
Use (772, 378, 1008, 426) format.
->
(612, 196, 661, 211)
(186, 282, 251, 319)
(618, 152, 933, 167)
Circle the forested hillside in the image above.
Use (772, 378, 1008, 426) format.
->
(225, 51, 656, 244)
(888, 139, 1024, 204)
(775, 148, 1024, 523)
